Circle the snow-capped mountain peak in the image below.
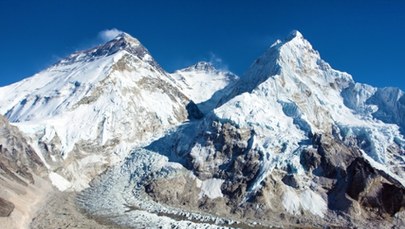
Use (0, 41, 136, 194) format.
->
(172, 61, 239, 112)
(213, 30, 405, 201)
(285, 29, 304, 41)
(279, 30, 319, 61)
(238, 30, 352, 92)
(0, 31, 193, 190)
(112, 31, 141, 44)
(184, 61, 216, 72)
(57, 31, 151, 66)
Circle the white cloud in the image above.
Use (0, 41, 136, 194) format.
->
(98, 28, 123, 42)
(209, 52, 228, 71)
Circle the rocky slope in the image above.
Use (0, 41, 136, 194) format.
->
(0, 115, 52, 229)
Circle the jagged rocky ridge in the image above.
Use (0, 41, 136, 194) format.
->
(0, 31, 404, 228)
(0, 115, 52, 228)
(0, 115, 46, 188)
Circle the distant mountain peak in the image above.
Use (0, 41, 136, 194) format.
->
(57, 32, 147, 66)
(187, 61, 216, 72)
(113, 31, 135, 39)
(237, 29, 351, 99)
(110, 32, 141, 47)
(280, 30, 313, 52)
(285, 30, 304, 41)
(258, 30, 313, 64)
(179, 61, 236, 77)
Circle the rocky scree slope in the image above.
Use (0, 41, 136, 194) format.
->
(0, 115, 51, 229)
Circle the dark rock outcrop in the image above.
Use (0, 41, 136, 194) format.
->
(0, 115, 46, 184)
(300, 133, 405, 220)
(0, 115, 48, 218)
(0, 197, 14, 217)
(346, 157, 405, 216)
(186, 101, 204, 120)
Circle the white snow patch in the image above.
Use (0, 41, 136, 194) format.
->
(282, 187, 327, 217)
(198, 178, 224, 199)
(49, 172, 71, 191)
(171, 63, 238, 112)
(281, 187, 301, 214)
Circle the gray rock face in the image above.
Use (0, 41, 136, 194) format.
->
(141, 119, 405, 228)
(0, 197, 14, 217)
(281, 174, 300, 189)
(0, 115, 49, 217)
(143, 120, 265, 217)
(345, 157, 405, 216)
(187, 121, 263, 206)
(0, 115, 47, 185)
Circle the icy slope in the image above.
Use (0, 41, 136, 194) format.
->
(0, 33, 194, 190)
(172, 61, 239, 113)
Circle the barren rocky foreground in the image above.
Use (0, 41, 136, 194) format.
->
(31, 192, 122, 229)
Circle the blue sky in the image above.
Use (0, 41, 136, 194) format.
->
(0, 0, 404, 90)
